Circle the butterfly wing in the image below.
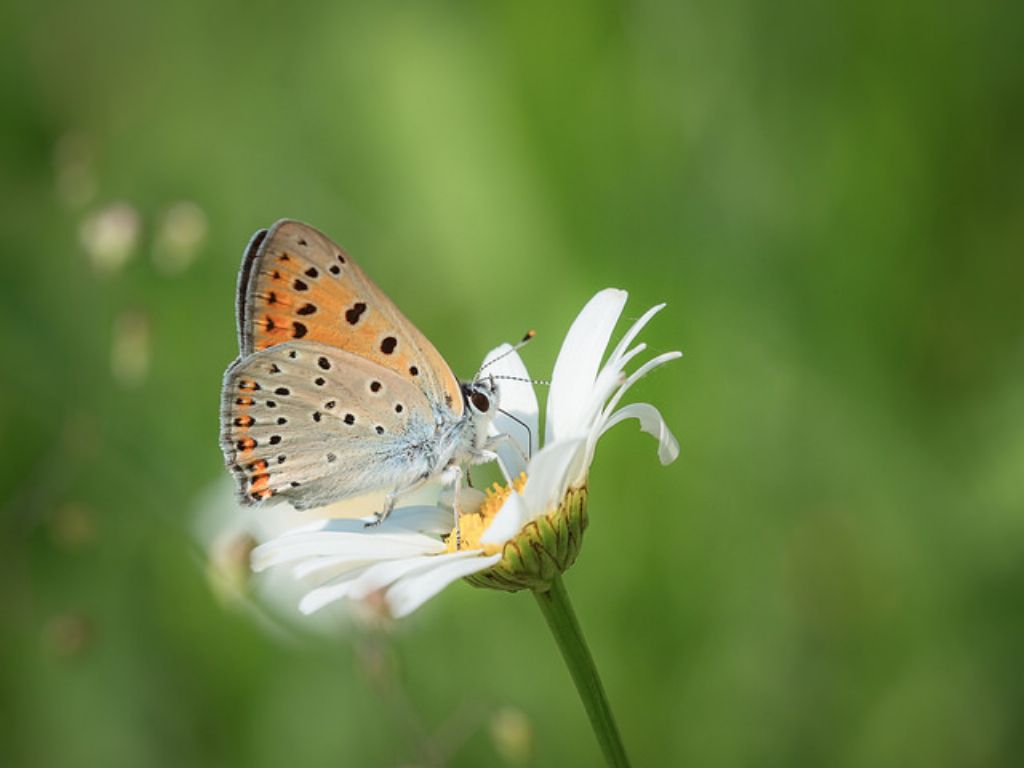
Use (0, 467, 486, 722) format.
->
(236, 219, 464, 415)
(221, 341, 440, 508)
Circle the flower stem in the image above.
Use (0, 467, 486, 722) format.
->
(533, 575, 631, 767)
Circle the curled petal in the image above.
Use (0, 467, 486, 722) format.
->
(599, 351, 683, 426)
(601, 402, 680, 465)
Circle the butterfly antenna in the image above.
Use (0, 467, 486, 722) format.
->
(476, 330, 536, 379)
(491, 374, 550, 387)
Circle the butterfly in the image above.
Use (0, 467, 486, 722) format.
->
(219, 219, 504, 522)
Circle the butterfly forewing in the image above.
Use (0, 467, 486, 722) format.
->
(221, 342, 438, 508)
(238, 220, 464, 416)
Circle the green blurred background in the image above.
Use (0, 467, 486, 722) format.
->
(3, 1, 1023, 766)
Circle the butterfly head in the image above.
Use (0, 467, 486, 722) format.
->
(460, 376, 498, 445)
(462, 376, 498, 417)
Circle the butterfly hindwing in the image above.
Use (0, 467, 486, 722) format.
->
(221, 341, 439, 509)
(238, 220, 464, 416)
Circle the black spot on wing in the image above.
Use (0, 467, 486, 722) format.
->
(345, 302, 367, 325)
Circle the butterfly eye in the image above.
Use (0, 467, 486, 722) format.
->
(471, 391, 490, 413)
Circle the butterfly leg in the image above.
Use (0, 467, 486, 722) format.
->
(481, 433, 528, 484)
(364, 473, 431, 527)
(440, 464, 465, 548)
(364, 494, 397, 528)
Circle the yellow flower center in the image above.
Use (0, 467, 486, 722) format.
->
(446, 473, 528, 554)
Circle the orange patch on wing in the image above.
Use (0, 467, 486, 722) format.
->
(257, 290, 291, 308)
(241, 220, 463, 413)
(248, 248, 419, 376)
(249, 473, 270, 493)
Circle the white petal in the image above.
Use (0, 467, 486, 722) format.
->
(578, 342, 647, 436)
(546, 289, 627, 444)
(251, 501, 454, 573)
(348, 554, 487, 602)
(579, 350, 682, 473)
(481, 343, 539, 476)
(481, 344, 540, 441)
(439, 485, 486, 516)
(601, 402, 680, 464)
(383, 503, 456, 535)
(480, 490, 530, 544)
(292, 555, 374, 580)
(299, 554, 444, 615)
(606, 303, 666, 369)
(296, 562, 377, 614)
(251, 529, 444, 572)
(385, 552, 501, 618)
(522, 437, 588, 515)
(599, 351, 683, 428)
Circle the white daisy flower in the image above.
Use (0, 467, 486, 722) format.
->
(251, 288, 681, 618)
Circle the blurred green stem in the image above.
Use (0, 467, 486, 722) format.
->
(533, 575, 631, 768)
